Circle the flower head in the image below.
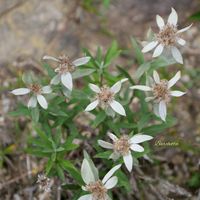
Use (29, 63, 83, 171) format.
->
(79, 158, 121, 200)
(98, 133, 153, 172)
(142, 8, 192, 64)
(11, 83, 52, 109)
(43, 55, 90, 91)
(130, 70, 186, 121)
(37, 174, 52, 192)
(85, 78, 128, 116)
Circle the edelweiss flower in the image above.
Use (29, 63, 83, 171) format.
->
(11, 83, 52, 109)
(142, 8, 192, 64)
(43, 55, 90, 91)
(37, 174, 52, 192)
(79, 158, 121, 200)
(85, 78, 128, 116)
(98, 133, 153, 172)
(130, 70, 186, 121)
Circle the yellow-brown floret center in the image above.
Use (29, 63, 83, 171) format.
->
(56, 55, 76, 74)
(86, 180, 107, 200)
(113, 135, 130, 156)
(156, 24, 178, 46)
(152, 80, 170, 103)
(97, 86, 114, 105)
(29, 84, 41, 94)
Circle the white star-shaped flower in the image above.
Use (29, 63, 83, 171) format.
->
(79, 158, 121, 200)
(98, 132, 153, 172)
(130, 70, 186, 121)
(11, 84, 52, 109)
(85, 78, 128, 116)
(43, 55, 90, 91)
(142, 8, 192, 64)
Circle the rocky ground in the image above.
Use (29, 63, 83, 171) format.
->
(0, 0, 200, 199)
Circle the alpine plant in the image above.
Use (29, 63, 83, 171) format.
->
(98, 132, 153, 172)
(43, 55, 90, 91)
(85, 78, 128, 116)
(79, 158, 121, 200)
(142, 8, 192, 64)
(11, 83, 52, 109)
(130, 70, 186, 121)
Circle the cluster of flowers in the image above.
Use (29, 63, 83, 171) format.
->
(12, 8, 191, 200)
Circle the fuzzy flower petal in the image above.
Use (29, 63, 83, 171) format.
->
(61, 72, 73, 90)
(130, 134, 153, 144)
(28, 96, 37, 108)
(37, 95, 48, 109)
(168, 71, 181, 88)
(109, 100, 126, 116)
(177, 38, 186, 46)
(104, 176, 118, 189)
(42, 86, 52, 94)
(98, 140, 113, 149)
(177, 24, 192, 33)
(11, 88, 30, 95)
(168, 8, 178, 26)
(85, 100, 99, 112)
(153, 44, 164, 57)
(130, 85, 152, 91)
(142, 41, 158, 53)
(159, 100, 167, 121)
(130, 144, 144, 152)
(108, 132, 118, 141)
(78, 194, 93, 200)
(170, 90, 186, 97)
(72, 56, 90, 67)
(43, 55, 60, 62)
(171, 46, 183, 64)
(89, 83, 101, 93)
(153, 70, 160, 84)
(123, 152, 133, 172)
(51, 74, 61, 85)
(156, 15, 165, 29)
(102, 164, 121, 184)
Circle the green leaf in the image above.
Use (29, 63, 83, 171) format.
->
(42, 63, 56, 78)
(92, 111, 106, 128)
(116, 65, 135, 85)
(46, 158, 54, 175)
(190, 11, 200, 20)
(95, 151, 111, 159)
(104, 41, 121, 66)
(142, 116, 177, 136)
(135, 62, 151, 80)
(34, 127, 52, 147)
(72, 68, 96, 79)
(117, 170, 131, 192)
(56, 164, 65, 181)
(71, 89, 89, 100)
(135, 57, 176, 80)
(137, 112, 152, 131)
(26, 149, 50, 157)
(61, 183, 80, 190)
(9, 104, 30, 117)
(51, 152, 57, 162)
(187, 172, 200, 189)
(60, 160, 83, 185)
(49, 110, 68, 117)
(31, 107, 39, 122)
(62, 142, 79, 151)
(22, 72, 35, 84)
(131, 37, 144, 64)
